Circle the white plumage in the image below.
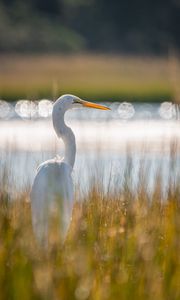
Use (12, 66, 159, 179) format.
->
(30, 94, 109, 243)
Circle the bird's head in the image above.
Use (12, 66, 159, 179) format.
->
(55, 94, 110, 111)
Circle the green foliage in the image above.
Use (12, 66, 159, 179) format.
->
(0, 3, 85, 53)
(0, 0, 179, 53)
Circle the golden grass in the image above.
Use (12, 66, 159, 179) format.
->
(0, 144, 179, 300)
(0, 54, 175, 101)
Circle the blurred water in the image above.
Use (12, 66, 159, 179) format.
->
(0, 100, 179, 197)
(0, 99, 179, 121)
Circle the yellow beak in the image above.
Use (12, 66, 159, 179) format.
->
(80, 99, 110, 110)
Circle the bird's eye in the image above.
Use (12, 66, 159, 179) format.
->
(73, 99, 81, 104)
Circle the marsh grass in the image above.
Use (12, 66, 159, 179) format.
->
(0, 54, 174, 101)
(0, 145, 180, 300)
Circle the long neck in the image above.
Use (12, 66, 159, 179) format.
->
(53, 109, 76, 169)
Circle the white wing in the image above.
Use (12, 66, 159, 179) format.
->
(30, 159, 73, 243)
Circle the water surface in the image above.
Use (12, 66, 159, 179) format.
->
(0, 101, 179, 197)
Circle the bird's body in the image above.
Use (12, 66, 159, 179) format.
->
(31, 159, 73, 242)
(30, 94, 109, 243)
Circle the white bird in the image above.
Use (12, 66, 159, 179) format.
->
(30, 94, 109, 243)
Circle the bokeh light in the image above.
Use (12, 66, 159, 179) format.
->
(15, 100, 38, 119)
(38, 100, 53, 118)
(118, 102, 135, 119)
(0, 100, 13, 119)
(159, 102, 176, 120)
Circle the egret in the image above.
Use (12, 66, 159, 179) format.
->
(30, 94, 109, 243)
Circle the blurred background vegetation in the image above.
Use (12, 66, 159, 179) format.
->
(0, 0, 179, 54)
(0, 0, 179, 101)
